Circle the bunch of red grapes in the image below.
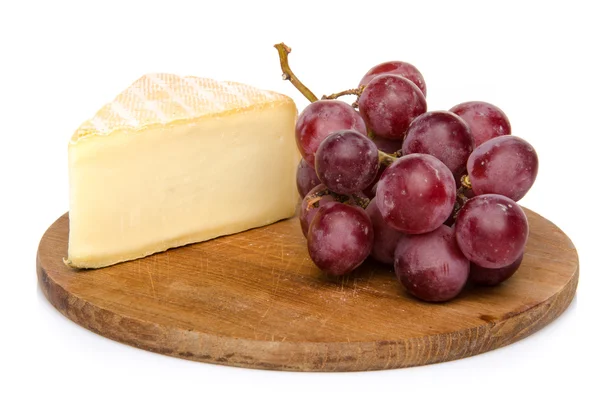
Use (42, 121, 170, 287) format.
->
(295, 61, 538, 302)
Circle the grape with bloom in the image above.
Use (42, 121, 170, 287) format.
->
(394, 225, 470, 302)
(466, 135, 538, 201)
(359, 61, 427, 97)
(455, 194, 529, 268)
(315, 130, 379, 195)
(295, 100, 367, 167)
(358, 74, 427, 140)
(376, 153, 456, 234)
(449, 101, 511, 147)
(307, 201, 374, 276)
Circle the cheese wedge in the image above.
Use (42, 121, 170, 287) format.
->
(66, 73, 299, 269)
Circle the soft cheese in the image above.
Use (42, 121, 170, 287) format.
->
(66, 73, 299, 269)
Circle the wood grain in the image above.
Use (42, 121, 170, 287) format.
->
(37, 208, 578, 371)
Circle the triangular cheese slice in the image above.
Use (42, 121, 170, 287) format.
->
(66, 73, 299, 268)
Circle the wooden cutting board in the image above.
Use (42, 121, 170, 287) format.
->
(37, 208, 578, 371)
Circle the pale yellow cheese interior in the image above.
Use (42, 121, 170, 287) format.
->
(66, 74, 299, 269)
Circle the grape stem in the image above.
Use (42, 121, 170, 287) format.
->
(274, 43, 319, 103)
(461, 175, 472, 190)
(378, 151, 397, 167)
(322, 86, 365, 100)
(306, 188, 370, 210)
(449, 186, 471, 221)
(351, 194, 371, 209)
(457, 186, 470, 204)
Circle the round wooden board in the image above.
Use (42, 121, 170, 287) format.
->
(37, 208, 578, 372)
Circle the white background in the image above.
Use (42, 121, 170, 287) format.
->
(1, 0, 596, 396)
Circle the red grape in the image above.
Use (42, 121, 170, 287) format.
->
(470, 252, 523, 286)
(455, 194, 528, 269)
(358, 74, 427, 140)
(467, 135, 538, 202)
(315, 130, 379, 195)
(394, 225, 469, 302)
(307, 201, 374, 276)
(376, 154, 456, 234)
(296, 158, 321, 197)
(402, 111, 474, 181)
(365, 200, 405, 265)
(450, 101, 511, 147)
(295, 100, 367, 167)
(299, 184, 335, 237)
(359, 61, 427, 97)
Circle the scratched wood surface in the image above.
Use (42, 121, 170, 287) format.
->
(37, 208, 578, 371)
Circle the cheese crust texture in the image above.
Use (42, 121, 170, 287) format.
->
(66, 73, 299, 269)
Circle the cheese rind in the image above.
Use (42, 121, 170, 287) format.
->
(71, 74, 289, 142)
(66, 74, 299, 269)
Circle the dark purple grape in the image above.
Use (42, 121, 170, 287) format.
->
(376, 154, 456, 234)
(371, 135, 404, 155)
(467, 135, 538, 202)
(402, 111, 474, 181)
(359, 61, 427, 97)
(455, 194, 528, 269)
(315, 130, 379, 195)
(470, 252, 523, 286)
(295, 100, 367, 167)
(366, 200, 405, 265)
(296, 158, 321, 197)
(450, 101, 511, 147)
(307, 202, 374, 276)
(394, 225, 469, 302)
(358, 74, 427, 140)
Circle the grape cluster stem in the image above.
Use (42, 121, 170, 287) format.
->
(274, 43, 318, 103)
(461, 175, 472, 190)
(322, 86, 365, 108)
(305, 188, 371, 212)
(453, 176, 473, 217)
(274, 42, 398, 168)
